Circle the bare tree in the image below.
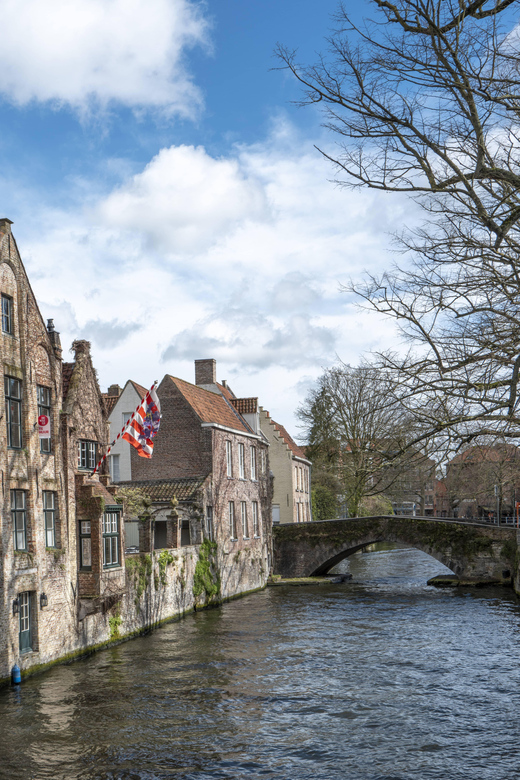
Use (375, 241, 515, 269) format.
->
(298, 363, 433, 516)
(278, 0, 520, 449)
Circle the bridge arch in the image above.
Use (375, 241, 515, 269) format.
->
(272, 516, 516, 583)
(310, 537, 457, 576)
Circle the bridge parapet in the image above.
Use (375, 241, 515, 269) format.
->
(272, 515, 517, 583)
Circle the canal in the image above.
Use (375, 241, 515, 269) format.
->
(1, 544, 520, 780)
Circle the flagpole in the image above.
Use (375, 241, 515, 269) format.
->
(91, 382, 158, 476)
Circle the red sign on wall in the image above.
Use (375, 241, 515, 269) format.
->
(38, 414, 50, 438)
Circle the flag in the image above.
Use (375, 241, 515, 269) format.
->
(122, 385, 161, 458)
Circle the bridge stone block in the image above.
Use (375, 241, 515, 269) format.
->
(273, 516, 517, 583)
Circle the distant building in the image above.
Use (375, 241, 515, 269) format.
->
(101, 379, 147, 483)
(259, 408, 311, 524)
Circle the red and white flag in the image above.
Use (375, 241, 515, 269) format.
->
(122, 385, 161, 458)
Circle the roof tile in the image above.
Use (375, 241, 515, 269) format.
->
(169, 376, 252, 433)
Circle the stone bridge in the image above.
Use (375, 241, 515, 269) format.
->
(272, 516, 518, 583)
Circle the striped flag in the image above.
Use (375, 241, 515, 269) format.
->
(122, 385, 161, 458)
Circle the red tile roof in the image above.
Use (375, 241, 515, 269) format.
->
(62, 362, 74, 400)
(271, 419, 308, 461)
(130, 380, 147, 399)
(169, 376, 252, 433)
(217, 382, 236, 402)
(231, 397, 258, 414)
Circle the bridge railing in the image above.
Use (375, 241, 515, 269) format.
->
(288, 514, 519, 529)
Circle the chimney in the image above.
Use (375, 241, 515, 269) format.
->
(195, 359, 217, 386)
(108, 384, 122, 397)
(0, 218, 13, 235)
(47, 318, 62, 360)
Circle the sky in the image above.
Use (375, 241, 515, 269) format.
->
(0, 0, 414, 439)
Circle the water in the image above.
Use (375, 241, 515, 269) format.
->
(1, 545, 520, 780)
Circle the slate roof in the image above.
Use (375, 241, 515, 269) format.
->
(62, 362, 75, 400)
(168, 376, 253, 434)
(116, 477, 207, 502)
(231, 397, 258, 414)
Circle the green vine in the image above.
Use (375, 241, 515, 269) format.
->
(193, 539, 221, 604)
(126, 554, 152, 605)
(157, 549, 174, 586)
(108, 610, 122, 640)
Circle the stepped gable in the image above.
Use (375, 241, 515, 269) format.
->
(270, 416, 308, 461)
(62, 362, 75, 400)
(169, 375, 253, 434)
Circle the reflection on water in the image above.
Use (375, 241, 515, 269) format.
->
(1, 545, 520, 780)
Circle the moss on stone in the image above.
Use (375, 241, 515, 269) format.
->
(193, 539, 221, 605)
(126, 554, 152, 605)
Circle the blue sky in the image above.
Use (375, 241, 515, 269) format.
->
(0, 0, 411, 435)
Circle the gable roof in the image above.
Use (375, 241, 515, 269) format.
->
(271, 417, 309, 461)
(168, 375, 253, 434)
(130, 380, 147, 399)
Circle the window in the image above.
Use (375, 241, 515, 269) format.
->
(122, 412, 132, 427)
(37, 385, 51, 453)
(2, 294, 13, 334)
(260, 450, 266, 475)
(43, 491, 56, 547)
(241, 501, 249, 538)
(78, 440, 97, 470)
(252, 501, 259, 537)
(250, 446, 257, 480)
(226, 441, 233, 477)
(79, 521, 92, 569)
(102, 511, 120, 568)
(294, 466, 299, 491)
(206, 505, 213, 541)
(272, 505, 280, 525)
(110, 454, 120, 482)
(5, 376, 22, 449)
(229, 501, 237, 539)
(238, 443, 245, 479)
(11, 490, 27, 550)
(19, 592, 32, 654)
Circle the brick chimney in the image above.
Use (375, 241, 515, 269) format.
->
(107, 384, 122, 397)
(195, 359, 217, 386)
(0, 218, 13, 234)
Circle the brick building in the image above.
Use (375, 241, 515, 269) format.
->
(0, 218, 128, 683)
(121, 360, 273, 598)
(259, 408, 312, 524)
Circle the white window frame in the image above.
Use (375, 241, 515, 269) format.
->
(229, 501, 237, 539)
(43, 491, 56, 548)
(250, 446, 257, 480)
(238, 443, 245, 479)
(226, 441, 233, 478)
(252, 501, 259, 537)
(241, 501, 249, 538)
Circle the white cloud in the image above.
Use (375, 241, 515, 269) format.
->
(0, 0, 209, 115)
(99, 145, 268, 253)
(7, 119, 412, 431)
